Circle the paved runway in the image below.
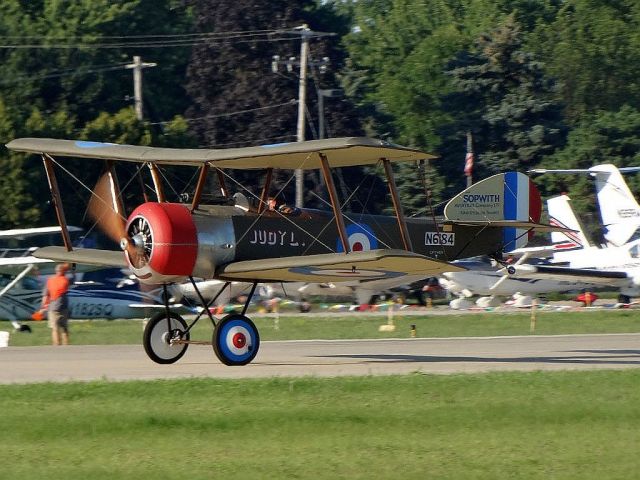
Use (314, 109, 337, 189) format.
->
(1, 333, 639, 384)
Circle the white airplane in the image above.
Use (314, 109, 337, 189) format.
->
(503, 164, 640, 303)
(530, 163, 640, 248)
(440, 194, 610, 308)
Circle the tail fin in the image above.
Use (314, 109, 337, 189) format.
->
(547, 194, 591, 252)
(589, 164, 640, 246)
(444, 172, 542, 251)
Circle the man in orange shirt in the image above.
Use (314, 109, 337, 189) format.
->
(41, 263, 71, 345)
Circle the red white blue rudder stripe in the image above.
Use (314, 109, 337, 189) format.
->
(502, 171, 541, 251)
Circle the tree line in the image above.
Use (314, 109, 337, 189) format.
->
(1, 0, 639, 245)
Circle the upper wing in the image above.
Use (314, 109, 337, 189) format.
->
(216, 249, 466, 283)
(6, 137, 435, 170)
(33, 246, 127, 267)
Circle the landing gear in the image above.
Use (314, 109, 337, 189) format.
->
(618, 294, 632, 304)
(142, 280, 261, 366)
(213, 314, 260, 366)
(143, 311, 190, 364)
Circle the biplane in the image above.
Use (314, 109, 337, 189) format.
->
(6, 137, 559, 366)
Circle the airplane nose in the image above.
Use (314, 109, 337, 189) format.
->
(125, 202, 198, 278)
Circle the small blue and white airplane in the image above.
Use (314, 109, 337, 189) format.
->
(0, 227, 197, 330)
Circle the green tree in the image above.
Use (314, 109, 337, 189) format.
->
(0, 0, 192, 125)
(536, 106, 640, 221)
(185, 0, 363, 208)
(0, 100, 41, 228)
(528, 0, 640, 123)
(437, 14, 566, 194)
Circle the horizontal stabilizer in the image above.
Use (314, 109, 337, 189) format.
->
(34, 246, 126, 267)
(216, 249, 465, 283)
(444, 220, 574, 232)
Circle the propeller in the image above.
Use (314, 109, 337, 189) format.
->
(87, 173, 150, 268)
(489, 252, 530, 291)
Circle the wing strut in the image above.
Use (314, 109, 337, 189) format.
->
(191, 163, 209, 212)
(0, 264, 35, 298)
(257, 168, 274, 214)
(105, 160, 125, 217)
(148, 163, 166, 202)
(216, 168, 228, 197)
(319, 153, 349, 253)
(383, 158, 412, 251)
(42, 154, 73, 251)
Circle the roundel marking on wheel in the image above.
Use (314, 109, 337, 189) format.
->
(288, 266, 404, 279)
(336, 223, 378, 253)
(213, 314, 260, 366)
(143, 312, 190, 364)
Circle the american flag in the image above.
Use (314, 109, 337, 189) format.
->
(464, 151, 474, 176)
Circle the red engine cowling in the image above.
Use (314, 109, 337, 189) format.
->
(124, 202, 198, 283)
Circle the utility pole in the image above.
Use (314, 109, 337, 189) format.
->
(272, 25, 335, 208)
(125, 56, 157, 121)
(295, 26, 310, 208)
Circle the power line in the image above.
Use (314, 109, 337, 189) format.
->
(0, 29, 279, 40)
(151, 99, 297, 126)
(0, 63, 129, 86)
(0, 30, 332, 50)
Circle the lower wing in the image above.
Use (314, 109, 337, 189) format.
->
(216, 249, 466, 283)
(33, 246, 126, 267)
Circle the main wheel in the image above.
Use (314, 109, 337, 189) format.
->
(618, 294, 632, 304)
(212, 314, 260, 366)
(143, 312, 190, 364)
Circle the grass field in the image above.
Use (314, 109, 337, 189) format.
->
(1, 370, 639, 479)
(4, 308, 640, 346)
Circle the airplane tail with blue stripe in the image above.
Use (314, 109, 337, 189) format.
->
(444, 172, 542, 251)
